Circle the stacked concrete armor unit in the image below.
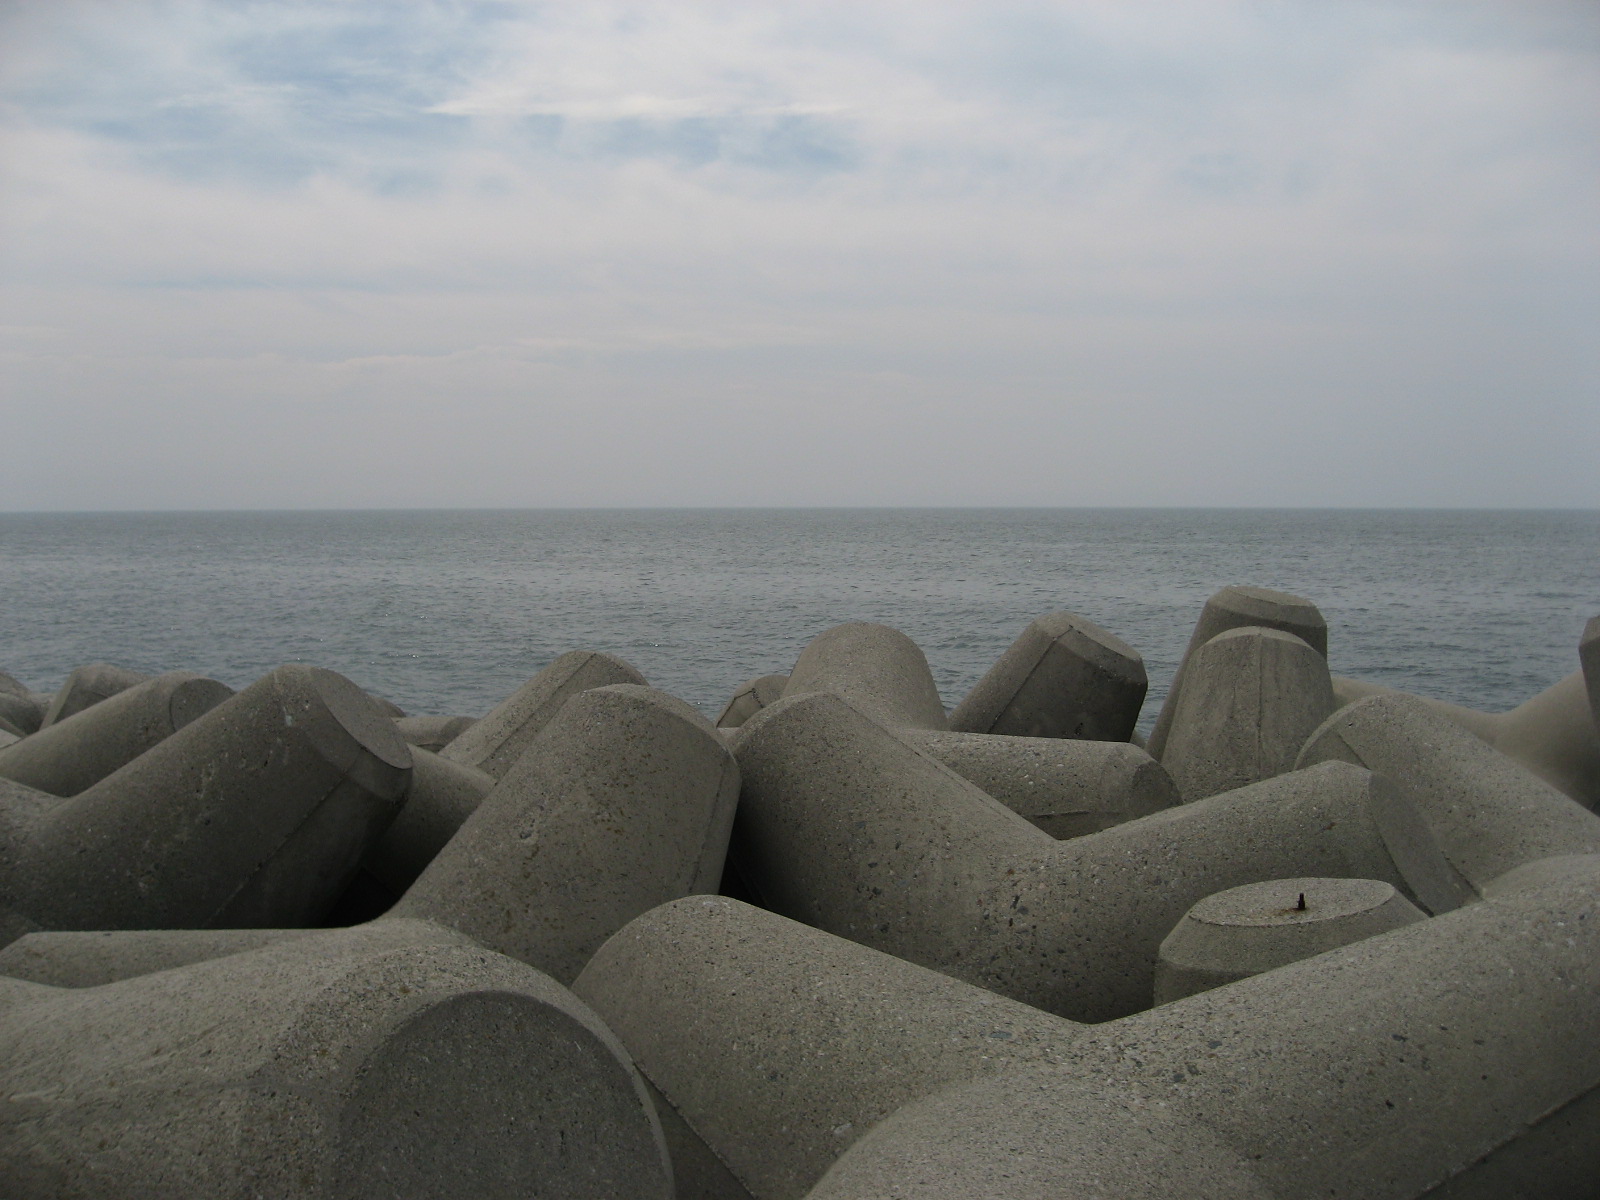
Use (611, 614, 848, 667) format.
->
(2, 591, 1597, 1198)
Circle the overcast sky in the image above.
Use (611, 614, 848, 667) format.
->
(1, 1, 1596, 510)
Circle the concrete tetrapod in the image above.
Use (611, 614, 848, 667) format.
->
(1297, 692, 1600, 891)
(38, 662, 151, 728)
(0, 664, 411, 946)
(782, 622, 948, 731)
(1146, 585, 1327, 761)
(716, 673, 789, 728)
(1152, 875, 1425, 1003)
(1331, 668, 1600, 810)
(577, 857, 1600, 1200)
(0, 919, 673, 1199)
(903, 729, 1178, 838)
(1160, 626, 1335, 801)
(948, 610, 1147, 741)
(0, 684, 742, 993)
(729, 692, 1464, 1021)
(0, 671, 234, 797)
(438, 649, 645, 779)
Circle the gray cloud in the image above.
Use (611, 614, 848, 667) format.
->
(1, 0, 1596, 509)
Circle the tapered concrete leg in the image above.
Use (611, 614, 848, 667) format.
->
(39, 662, 151, 728)
(949, 611, 1147, 741)
(393, 684, 740, 982)
(438, 650, 646, 779)
(0, 672, 234, 797)
(731, 692, 1463, 1021)
(574, 896, 1076, 1200)
(358, 747, 493, 894)
(0, 920, 673, 1199)
(905, 730, 1178, 838)
(716, 674, 789, 728)
(1160, 627, 1334, 801)
(0, 664, 412, 944)
(1153, 876, 1425, 1003)
(0, 691, 41, 737)
(1297, 692, 1600, 890)
(783, 622, 948, 730)
(1332, 667, 1600, 811)
(0, 927, 328, 988)
(1147, 586, 1327, 761)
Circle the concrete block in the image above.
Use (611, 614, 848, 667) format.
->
(1333, 667, 1600, 811)
(0, 664, 412, 945)
(1298, 692, 1600, 891)
(905, 729, 1178, 838)
(1147, 586, 1327, 761)
(0, 729, 18, 750)
(783, 622, 948, 730)
(948, 611, 1146, 741)
(393, 713, 477, 752)
(716, 673, 789, 729)
(439, 650, 646, 779)
(0, 920, 672, 1198)
(731, 692, 1462, 1021)
(359, 747, 493, 894)
(394, 683, 740, 983)
(0, 671, 234, 797)
(1152, 875, 1425, 1003)
(38, 662, 151, 728)
(579, 856, 1600, 1200)
(0, 690, 42, 737)
(1160, 626, 1335, 801)
(0, 669, 30, 699)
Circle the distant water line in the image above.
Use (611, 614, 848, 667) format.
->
(1, 508, 1595, 730)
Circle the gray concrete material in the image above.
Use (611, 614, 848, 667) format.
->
(586, 858, 1600, 1200)
(438, 649, 646, 779)
(1333, 670, 1600, 811)
(1297, 692, 1600, 890)
(359, 747, 493, 894)
(392, 712, 477, 752)
(1160, 626, 1336, 801)
(0, 671, 234, 798)
(394, 683, 740, 983)
(947, 610, 1147, 741)
(574, 895, 1078, 1200)
(904, 729, 1178, 838)
(0, 669, 30, 698)
(1146, 585, 1327, 761)
(0, 729, 17, 750)
(716, 673, 789, 728)
(1583, 615, 1600, 732)
(1153, 876, 1426, 1003)
(0, 664, 413, 943)
(731, 692, 1463, 1022)
(365, 691, 406, 718)
(782, 622, 948, 731)
(0, 927, 325, 988)
(38, 662, 152, 728)
(0, 919, 673, 1199)
(0, 689, 42, 736)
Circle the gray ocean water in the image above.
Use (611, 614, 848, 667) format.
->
(1, 509, 1596, 731)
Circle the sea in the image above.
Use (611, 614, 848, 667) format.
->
(1, 508, 1595, 733)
